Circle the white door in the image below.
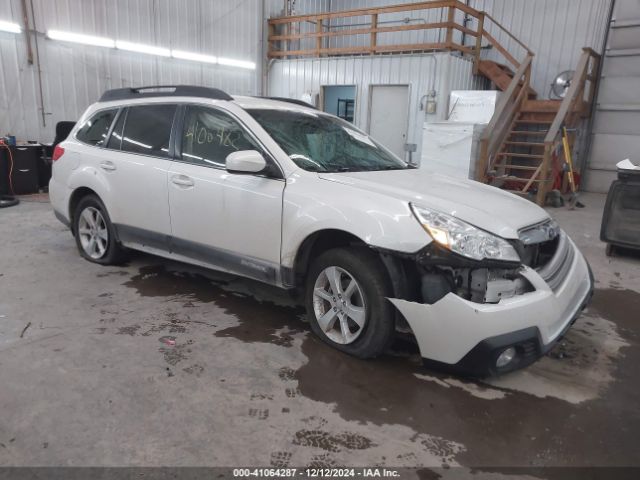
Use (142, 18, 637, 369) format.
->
(369, 85, 409, 159)
(99, 104, 176, 248)
(167, 104, 285, 284)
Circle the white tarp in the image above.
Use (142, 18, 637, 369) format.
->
(448, 90, 500, 124)
(420, 122, 485, 179)
(617, 159, 640, 170)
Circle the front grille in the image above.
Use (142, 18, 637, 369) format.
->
(518, 220, 573, 291)
(536, 232, 574, 291)
(518, 219, 561, 269)
(517, 339, 539, 361)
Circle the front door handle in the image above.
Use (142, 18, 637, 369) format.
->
(171, 174, 194, 188)
(99, 161, 116, 171)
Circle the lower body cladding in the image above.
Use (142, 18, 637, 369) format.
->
(386, 236, 594, 377)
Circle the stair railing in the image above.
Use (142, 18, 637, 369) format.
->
(534, 48, 601, 205)
(269, 1, 494, 60)
(475, 12, 534, 73)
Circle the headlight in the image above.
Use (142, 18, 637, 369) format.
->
(410, 204, 520, 262)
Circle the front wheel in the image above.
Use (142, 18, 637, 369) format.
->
(73, 195, 126, 265)
(305, 247, 395, 358)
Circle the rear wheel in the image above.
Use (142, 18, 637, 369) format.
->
(73, 195, 126, 265)
(305, 247, 395, 358)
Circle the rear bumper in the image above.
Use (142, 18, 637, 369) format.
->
(389, 237, 594, 377)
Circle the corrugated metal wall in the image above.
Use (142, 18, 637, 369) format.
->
(281, 0, 611, 96)
(0, 0, 263, 142)
(267, 52, 482, 162)
(585, 0, 640, 192)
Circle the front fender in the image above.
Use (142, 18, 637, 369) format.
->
(281, 173, 430, 268)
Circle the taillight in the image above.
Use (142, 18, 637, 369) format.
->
(52, 145, 65, 162)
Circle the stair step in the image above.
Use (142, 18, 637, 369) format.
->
(504, 141, 545, 147)
(477, 60, 538, 98)
(521, 100, 562, 113)
(505, 189, 530, 196)
(497, 153, 545, 159)
(509, 130, 548, 136)
(497, 176, 551, 183)
(515, 119, 553, 125)
(493, 164, 540, 171)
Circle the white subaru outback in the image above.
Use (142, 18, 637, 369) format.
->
(50, 85, 593, 376)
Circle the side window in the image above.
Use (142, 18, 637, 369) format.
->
(76, 109, 117, 147)
(181, 106, 261, 168)
(121, 104, 177, 158)
(106, 108, 126, 150)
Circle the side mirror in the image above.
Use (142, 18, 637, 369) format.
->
(225, 150, 267, 174)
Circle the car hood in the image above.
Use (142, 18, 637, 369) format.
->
(317, 169, 549, 239)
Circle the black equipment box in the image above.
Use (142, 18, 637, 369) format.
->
(600, 167, 640, 254)
(5, 145, 43, 195)
(0, 148, 8, 195)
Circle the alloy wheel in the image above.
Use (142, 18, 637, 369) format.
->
(77, 206, 108, 259)
(312, 266, 366, 344)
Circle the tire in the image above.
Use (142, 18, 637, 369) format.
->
(0, 195, 19, 208)
(305, 247, 395, 358)
(73, 194, 126, 265)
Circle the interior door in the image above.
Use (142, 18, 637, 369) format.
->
(369, 85, 410, 159)
(167, 104, 285, 284)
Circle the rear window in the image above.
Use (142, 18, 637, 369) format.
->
(76, 109, 117, 147)
(121, 104, 177, 158)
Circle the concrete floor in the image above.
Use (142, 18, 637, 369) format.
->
(0, 192, 639, 475)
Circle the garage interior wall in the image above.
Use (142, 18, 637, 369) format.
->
(267, 53, 483, 163)
(585, 0, 640, 192)
(0, 0, 264, 143)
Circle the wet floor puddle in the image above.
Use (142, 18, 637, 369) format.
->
(114, 263, 640, 466)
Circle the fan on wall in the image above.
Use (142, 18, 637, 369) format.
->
(549, 70, 575, 99)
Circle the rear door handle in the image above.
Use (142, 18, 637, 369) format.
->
(99, 161, 116, 171)
(171, 174, 194, 188)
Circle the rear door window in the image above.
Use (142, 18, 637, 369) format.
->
(121, 104, 177, 158)
(106, 109, 126, 150)
(76, 109, 117, 147)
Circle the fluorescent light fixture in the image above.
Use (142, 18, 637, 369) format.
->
(0, 20, 21, 34)
(116, 40, 170, 57)
(47, 29, 115, 48)
(45, 28, 254, 70)
(172, 50, 217, 64)
(217, 57, 256, 70)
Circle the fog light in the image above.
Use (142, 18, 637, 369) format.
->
(496, 347, 516, 368)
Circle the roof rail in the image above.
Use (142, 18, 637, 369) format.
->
(256, 96, 317, 109)
(99, 85, 233, 103)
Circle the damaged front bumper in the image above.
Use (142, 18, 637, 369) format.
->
(388, 236, 594, 377)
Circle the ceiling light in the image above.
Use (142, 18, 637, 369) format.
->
(0, 20, 21, 34)
(116, 40, 170, 57)
(47, 29, 115, 48)
(217, 57, 256, 70)
(172, 50, 217, 64)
